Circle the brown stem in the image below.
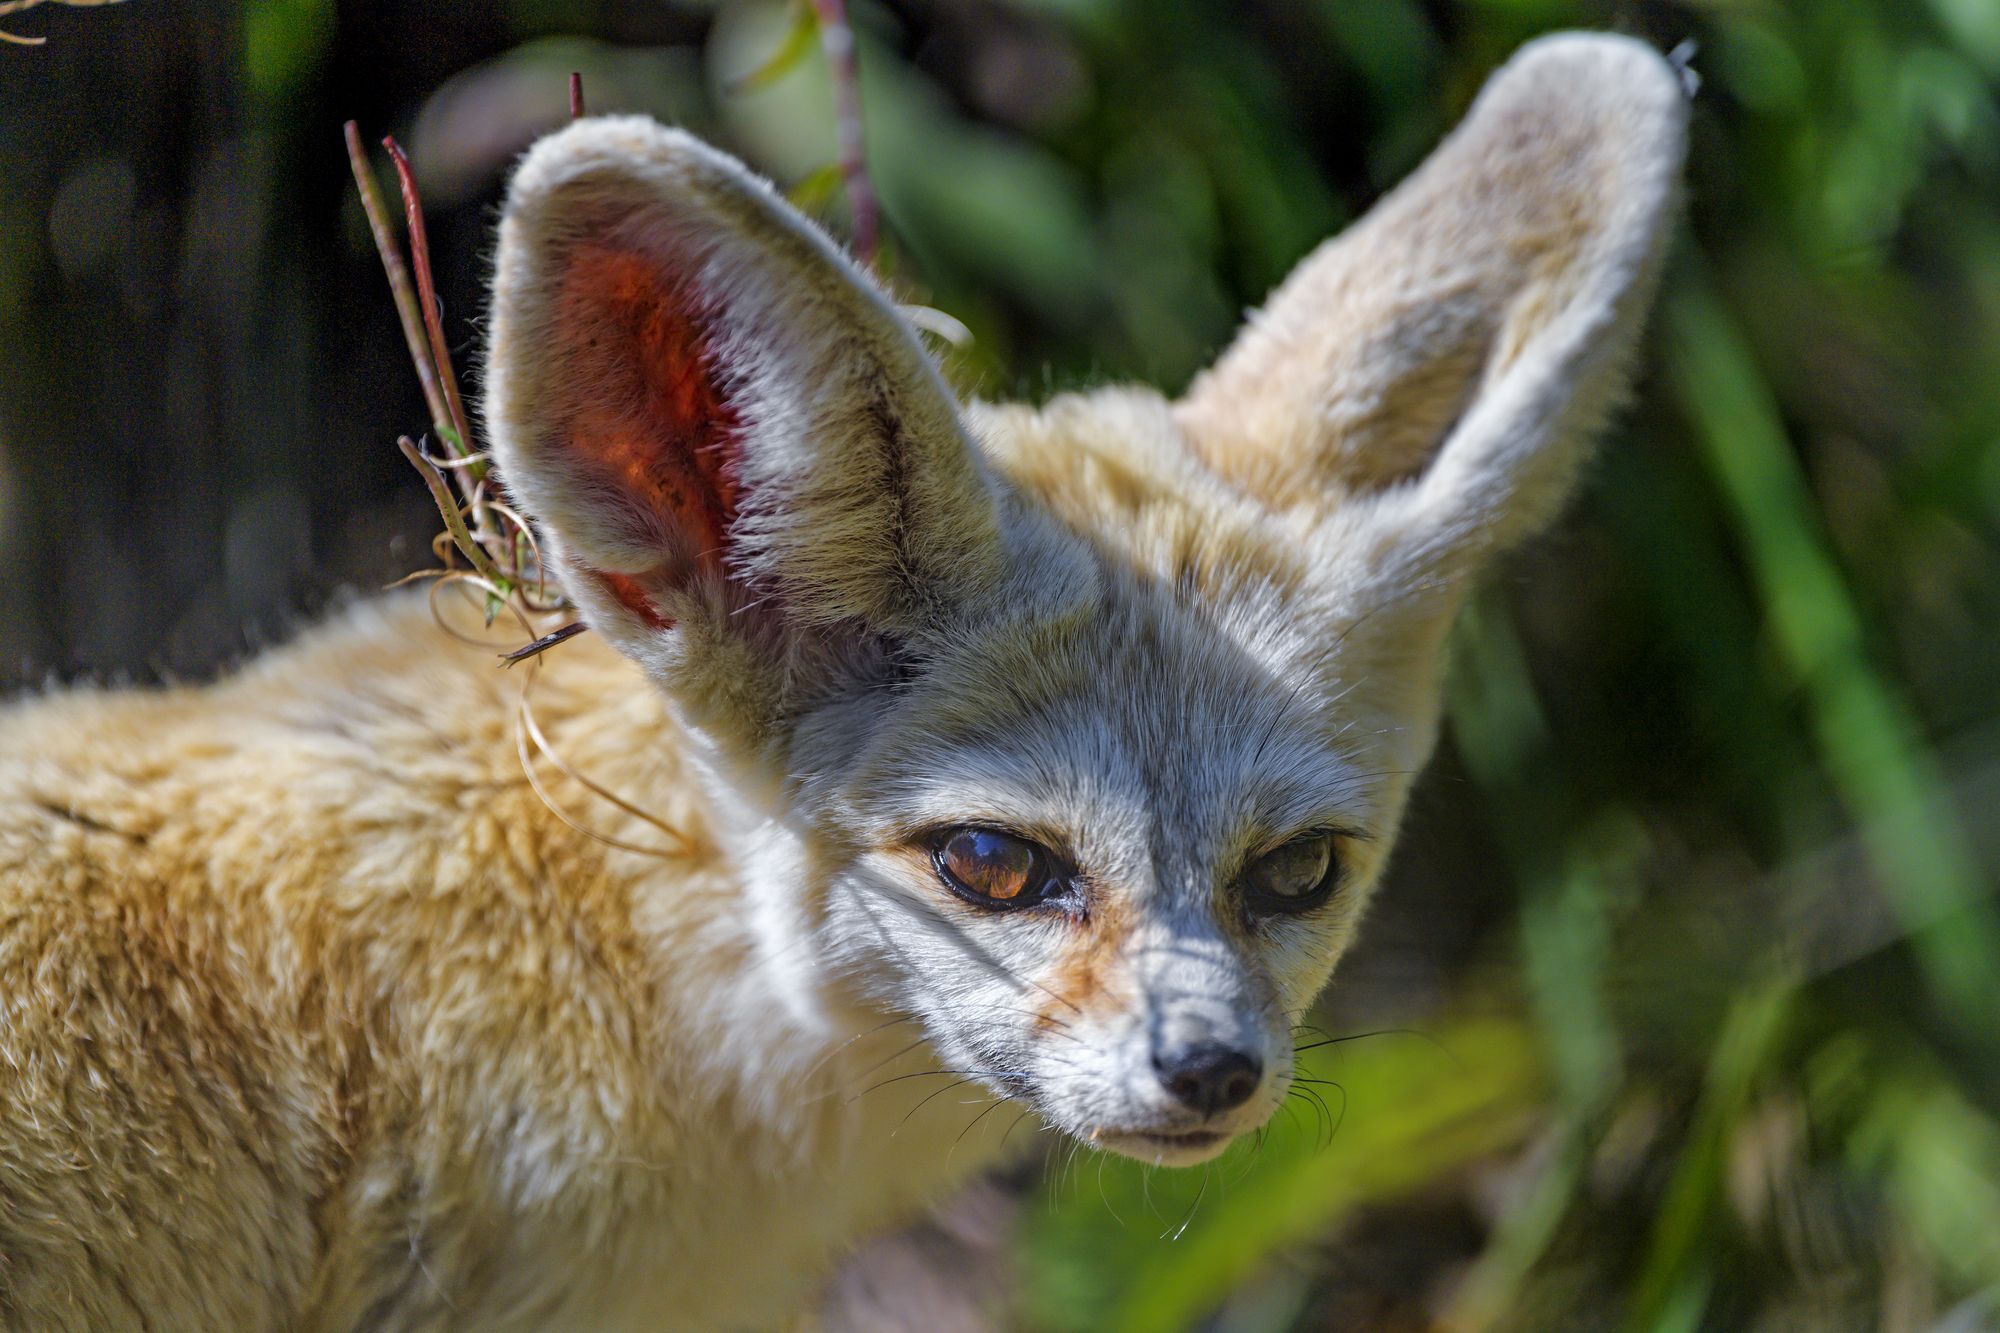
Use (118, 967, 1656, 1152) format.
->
(501, 621, 588, 666)
(382, 137, 478, 480)
(399, 436, 500, 583)
(344, 122, 451, 439)
(569, 71, 585, 119)
(810, 0, 878, 268)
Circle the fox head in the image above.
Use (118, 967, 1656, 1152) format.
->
(484, 33, 1687, 1164)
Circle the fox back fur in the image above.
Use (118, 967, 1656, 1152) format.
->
(0, 32, 1688, 1331)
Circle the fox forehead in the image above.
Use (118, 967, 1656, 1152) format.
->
(832, 552, 1392, 881)
(788, 390, 1413, 871)
(970, 387, 1326, 608)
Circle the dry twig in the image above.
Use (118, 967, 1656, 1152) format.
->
(345, 120, 574, 656)
(0, 0, 125, 47)
(809, 0, 879, 268)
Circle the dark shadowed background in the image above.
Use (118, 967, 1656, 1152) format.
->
(4, 1, 1998, 1328)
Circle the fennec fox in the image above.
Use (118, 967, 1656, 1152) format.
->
(0, 32, 1686, 1331)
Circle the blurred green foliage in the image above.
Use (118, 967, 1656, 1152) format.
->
(2, 0, 1998, 1328)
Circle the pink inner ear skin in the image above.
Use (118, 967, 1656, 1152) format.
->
(554, 243, 745, 626)
(597, 570, 674, 631)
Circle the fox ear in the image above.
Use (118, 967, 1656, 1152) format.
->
(1176, 33, 1687, 583)
(484, 118, 1002, 700)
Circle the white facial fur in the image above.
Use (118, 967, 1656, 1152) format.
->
(812, 567, 1400, 1161)
(484, 33, 1688, 1163)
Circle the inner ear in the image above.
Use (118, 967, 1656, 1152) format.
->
(1322, 300, 1495, 494)
(549, 239, 743, 617)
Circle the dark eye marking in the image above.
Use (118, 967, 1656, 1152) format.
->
(1239, 830, 1341, 915)
(930, 827, 1067, 911)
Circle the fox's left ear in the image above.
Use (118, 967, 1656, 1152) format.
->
(1177, 33, 1689, 590)
(484, 118, 1008, 741)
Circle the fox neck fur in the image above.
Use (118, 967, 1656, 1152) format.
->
(0, 592, 1021, 1329)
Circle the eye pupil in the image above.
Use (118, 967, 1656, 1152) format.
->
(940, 829, 1039, 902)
(1244, 833, 1336, 911)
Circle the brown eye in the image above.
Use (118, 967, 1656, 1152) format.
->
(934, 828, 1058, 908)
(1242, 832, 1337, 914)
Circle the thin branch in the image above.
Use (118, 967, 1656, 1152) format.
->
(344, 123, 451, 440)
(810, 0, 878, 268)
(501, 621, 588, 666)
(382, 137, 477, 475)
(398, 436, 499, 583)
(0, 0, 127, 46)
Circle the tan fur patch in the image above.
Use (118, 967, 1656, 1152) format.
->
(1039, 889, 1135, 1026)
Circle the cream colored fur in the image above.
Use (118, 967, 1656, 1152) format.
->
(0, 33, 1686, 1331)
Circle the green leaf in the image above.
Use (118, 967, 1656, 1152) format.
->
(1665, 267, 2000, 1029)
(728, 0, 818, 96)
(786, 161, 846, 215)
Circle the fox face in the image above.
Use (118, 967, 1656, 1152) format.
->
(813, 508, 1410, 1161)
(486, 34, 1687, 1164)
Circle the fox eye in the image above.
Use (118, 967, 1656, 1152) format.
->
(933, 828, 1060, 909)
(1241, 832, 1337, 914)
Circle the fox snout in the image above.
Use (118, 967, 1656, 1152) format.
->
(943, 898, 1302, 1165)
(1128, 918, 1287, 1124)
(1113, 979, 1292, 1150)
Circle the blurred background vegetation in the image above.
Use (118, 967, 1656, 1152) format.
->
(3, 0, 1999, 1328)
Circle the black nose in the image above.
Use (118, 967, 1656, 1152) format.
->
(1152, 1044, 1262, 1116)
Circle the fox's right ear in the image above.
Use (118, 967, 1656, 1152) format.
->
(484, 118, 1005, 732)
(1177, 33, 1689, 602)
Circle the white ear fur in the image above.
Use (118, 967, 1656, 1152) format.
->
(1177, 32, 1688, 583)
(484, 117, 1003, 665)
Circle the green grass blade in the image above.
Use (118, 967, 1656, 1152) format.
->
(1664, 267, 2000, 1029)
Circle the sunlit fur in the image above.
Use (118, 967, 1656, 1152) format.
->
(0, 33, 1686, 1330)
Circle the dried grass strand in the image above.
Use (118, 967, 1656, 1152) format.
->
(385, 567, 454, 590)
(513, 716, 689, 860)
(423, 450, 492, 470)
(382, 136, 476, 474)
(344, 123, 452, 440)
(0, 0, 125, 46)
(479, 498, 556, 605)
(400, 436, 501, 582)
(424, 574, 529, 649)
(516, 663, 693, 859)
(420, 579, 689, 857)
